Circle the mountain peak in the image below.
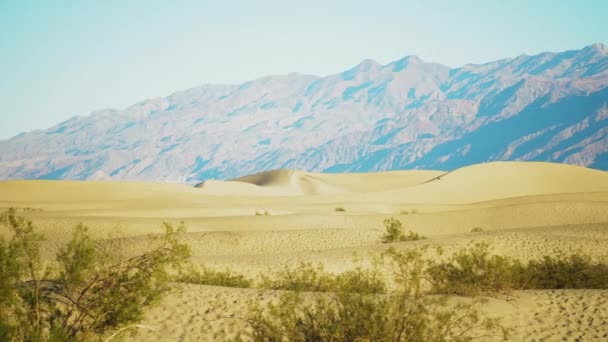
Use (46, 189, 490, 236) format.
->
(340, 59, 381, 80)
(389, 55, 422, 72)
(586, 42, 606, 54)
(354, 58, 381, 71)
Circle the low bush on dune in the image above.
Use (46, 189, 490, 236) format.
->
(17, 207, 44, 212)
(177, 265, 252, 288)
(399, 209, 418, 214)
(521, 254, 608, 289)
(245, 290, 509, 342)
(426, 242, 608, 295)
(381, 217, 426, 243)
(470, 227, 484, 233)
(255, 210, 270, 216)
(259, 262, 335, 292)
(245, 248, 510, 341)
(0, 209, 190, 342)
(334, 206, 346, 212)
(241, 241, 607, 341)
(425, 242, 524, 295)
(258, 262, 386, 294)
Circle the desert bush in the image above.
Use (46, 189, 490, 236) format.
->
(470, 227, 484, 233)
(425, 243, 608, 295)
(18, 207, 44, 212)
(0, 209, 190, 341)
(258, 262, 385, 294)
(332, 267, 387, 294)
(521, 254, 608, 289)
(381, 217, 426, 243)
(245, 292, 508, 342)
(259, 262, 334, 292)
(177, 265, 252, 288)
(334, 207, 346, 212)
(246, 246, 509, 341)
(255, 210, 270, 216)
(426, 242, 523, 296)
(241, 241, 608, 341)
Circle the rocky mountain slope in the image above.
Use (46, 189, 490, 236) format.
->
(1, 43, 607, 182)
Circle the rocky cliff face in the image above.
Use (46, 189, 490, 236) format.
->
(1, 43, 607, 182)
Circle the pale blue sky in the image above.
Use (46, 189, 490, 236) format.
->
(1, 0, 606, 139)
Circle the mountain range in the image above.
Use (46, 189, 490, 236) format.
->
(1, 43, 607, 182)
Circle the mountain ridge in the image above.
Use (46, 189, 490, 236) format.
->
(1, 43, 607, 182)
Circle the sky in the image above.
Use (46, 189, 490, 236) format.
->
(1, 0, 606, 139)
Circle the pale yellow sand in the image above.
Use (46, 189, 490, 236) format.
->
(1, 161, 607, 341)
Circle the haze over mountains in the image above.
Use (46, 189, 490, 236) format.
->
(1, 43, 607, 182)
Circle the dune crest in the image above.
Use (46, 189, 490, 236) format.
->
(194, 162, 608, 201)
(231, 169, 348, 196)
(195, 170, 350, 196)
(196, 169, 444, 196)
(374, 161, 608, 204)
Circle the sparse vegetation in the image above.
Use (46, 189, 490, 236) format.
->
(334, 206, 346, 212)
(245, 291, 510, 342)
(259, 262, 334, 292)
(0, 207, 44, 213)
(245, 247, 510, 341)
(258, 262, 385, 294)
(381, 217, 426, 243)
(520, 254, 608, 289)
(177, 265, 252, 288)
(470, 227, 484, 233)
(255, 210, 270, 216)
(399, 209, 418, 214)
(240, 241, 608, 340)
(21, 207, 44, 212)
(0, 209, 190, 341)
(3, 208, 606, 342)
(426, 242, 523, 295)
(426, 242, 608, 296)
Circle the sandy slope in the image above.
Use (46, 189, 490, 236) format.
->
(1, 161, 608, 341)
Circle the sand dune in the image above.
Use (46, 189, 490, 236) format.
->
(1, 161, 607, 341)
(197, 169, 350, 196)
(229, 168, 445, 195)
(370, 161, 608, 204)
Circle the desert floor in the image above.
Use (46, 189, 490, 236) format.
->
(1, 161, 607, 341)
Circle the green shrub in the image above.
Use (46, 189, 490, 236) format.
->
(18, 207, 43, 212)
(334, 207, 346, 212)
(258, 262, 385, 294)
(425, 243, 608, 295)
(245, 292, 509, 342)
(177, 265, 252, 288)
(426, 242, 523, 296)
(0, 209, 190, 341)
(381, 217, 426, 243)
(332, 267, 387, 294)
(255, 210, 270, 216)
(245, 247, 509, 341)
(241, 241, 606, 341)
(521, 254, 608, 289)
(259, 262, 334, 292)
(470, 227, 484, 233)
